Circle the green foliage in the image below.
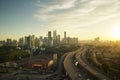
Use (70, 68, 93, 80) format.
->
(43, 45, 80, 54)
(0, 46, 29, 63)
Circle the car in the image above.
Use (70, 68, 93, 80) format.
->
(78, 74, 82, 78)
(86, 78, 90, 80)
(75, 61, 78, 66)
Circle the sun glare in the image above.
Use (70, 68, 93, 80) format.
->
(111, 24, 120, 39)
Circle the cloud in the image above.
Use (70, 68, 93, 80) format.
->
(47, 0, 76, 10)
(36, 0, 76, 13)
(34, 0, 120, 31)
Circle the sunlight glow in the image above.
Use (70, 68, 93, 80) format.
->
(112, 24, 120, 39)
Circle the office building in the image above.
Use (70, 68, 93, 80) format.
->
(56, 34, 60, 45)
(62, 31, 67, 44)
(6, 38, 12, 46)
(48, 31, 53, 46)
(53, 30, 57, 46)
(25, 35, 35, 49)
(12, 40, 18, 46)
(35, 37, 40, 48)
(48, 31, 52, 39)
(18, 37, 25, 46)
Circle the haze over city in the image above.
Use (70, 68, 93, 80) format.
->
(0, 0, 120, 80)
(0, 0, 120, 40)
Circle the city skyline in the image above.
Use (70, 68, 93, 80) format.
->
(0, 31, 79, 48)
(1, 30, 73, 41)
(1, 0, 120, 40)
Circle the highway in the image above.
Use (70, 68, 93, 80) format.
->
(64, 49, 95, 80)
(63, 50, 93, 80)
(75, 47, 111, 80)
(63, 47, 111, 80)
(64, 51, 81, 80)
(0, 47, 112, 80)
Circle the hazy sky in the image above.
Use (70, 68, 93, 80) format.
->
(0, 0, 120, 40)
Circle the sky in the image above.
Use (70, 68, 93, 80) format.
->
(0, 0, 120, 40)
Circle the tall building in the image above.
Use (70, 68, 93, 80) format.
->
(43, 37, 48, 46)
(94, 37, 100, 42)
(66, 37, 78, 45)
(26, 36, 31, 48)
(0, 40, 5, 46)
(53, 30, 57, 46)
(64, 31, 66, 39)
(40, 36, 43, 40)
(18, 37, 25, 46)
(35, 37, 40, 48)
(12, 40, 18, 46)
(6, 38, 12, 46)
(25, 36, 27, 44)
(53, 30, 57, 40)
(48, 31, 53, 46)
(5, 39, 18, 46)
(31, 35, 35, 48)
(64, 31, 67, 44)
(25, 35, 35, 49)
(53, 53, 57, 63)
(39, 36, 43, 46)
(56, 35, 60, 45)
(48, 31, 52, 39)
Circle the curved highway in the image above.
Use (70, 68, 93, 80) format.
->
(63, 50, 93, 80)
(64, 51, 81, 80)
(75, 48, 111, 80)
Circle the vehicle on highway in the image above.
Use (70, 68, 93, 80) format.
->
(75, 61, 78, 66)
(86, 78, 90, 80)
(78, 74, 82, 78)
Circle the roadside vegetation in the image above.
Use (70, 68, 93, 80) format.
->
(86, 42, 120, 79)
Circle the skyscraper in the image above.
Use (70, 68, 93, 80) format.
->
(26, 36, 31, 48)
(18, 37, 25, 46)
(25, 35, 35, 49)
(64, 31, 67, 44)
(48, 31, 53, 46)
(64, 31, 66, 39)
(48, 31, 52, 39)
(39, 36, 43, 46)
(53, 30, 57, 40)
(56, 34, 60, 45)
(53, 30, 57, 46)
(6, 38, 12, 46)
(34, 37, 40, 48)
(31, 35, 35, 48)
